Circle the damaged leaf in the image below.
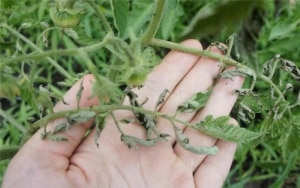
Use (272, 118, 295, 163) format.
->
(177, 88, 212, 113)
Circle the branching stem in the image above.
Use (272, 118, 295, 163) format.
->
(0, 23, 72, 79)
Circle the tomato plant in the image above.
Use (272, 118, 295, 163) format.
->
(0, 0, 299, 187)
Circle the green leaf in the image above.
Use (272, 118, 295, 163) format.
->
(125, 1, 153, 39)
(177, 88, 212, 113)
(269, 19, 300, 40)
(65, 27, 95, 45)
(193, 115, 264, 143)
(240, 91, 274, 113)
(160, 0, 183, 39)
(180, 1, 259, 38)
(0, 73, 21, 100)
(174, 126, 218, 155)
(110, 0, 129, 37)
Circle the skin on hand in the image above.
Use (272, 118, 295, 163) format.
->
(2, 40, 244, 188)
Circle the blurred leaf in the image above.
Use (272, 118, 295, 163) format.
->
(0, 74, 20, 100)
(110, 0, 129, 37)
(240, 91, 275, 114)
(181, 0, 260, 38)
(269, 19, 300, 40)
(35, 87, 54, 113)
(160, 0, 183, 40)
(64, 27, 95, 45)
(285, 115, 300, 154)
(125, 1, 153, 39)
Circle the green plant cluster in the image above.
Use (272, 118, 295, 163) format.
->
(0, 0, 299, 187)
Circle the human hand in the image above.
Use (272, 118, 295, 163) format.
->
(3, 40, 244, 188)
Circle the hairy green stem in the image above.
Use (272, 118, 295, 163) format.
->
(1, 40, 108, 69)
(140, 0, 166, 45)
(150, 38, 240, 66)
(150, 38, 258, 89)
(0, 23, 72, 79)
(86, 0, 114, 34)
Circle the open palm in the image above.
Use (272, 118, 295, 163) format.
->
(3, 40, 244, 188)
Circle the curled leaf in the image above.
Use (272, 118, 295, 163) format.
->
(48, 135, 68, 142)
(221, 67, 257, 89)
(121, 134, 156, 149)
(52, 121, 71, 134)
(155, 89, 169, 109)
(281, 60, 300, 80)
(94, 113, 107, 148)
(69, 110, 96, 124)
(174, 126, 218, 155)
(177, 88, 212, 113)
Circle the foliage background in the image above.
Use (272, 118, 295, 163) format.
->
(0, 0, 299, 187)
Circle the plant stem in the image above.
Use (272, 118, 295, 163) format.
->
(140, 0, 166, 45)
(0, 23, 72, 79)
(150, 38, 241, 66)
(86, 0, 114, 34)
(27, 104, 195, 136)
(1, 40, 108, 69)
